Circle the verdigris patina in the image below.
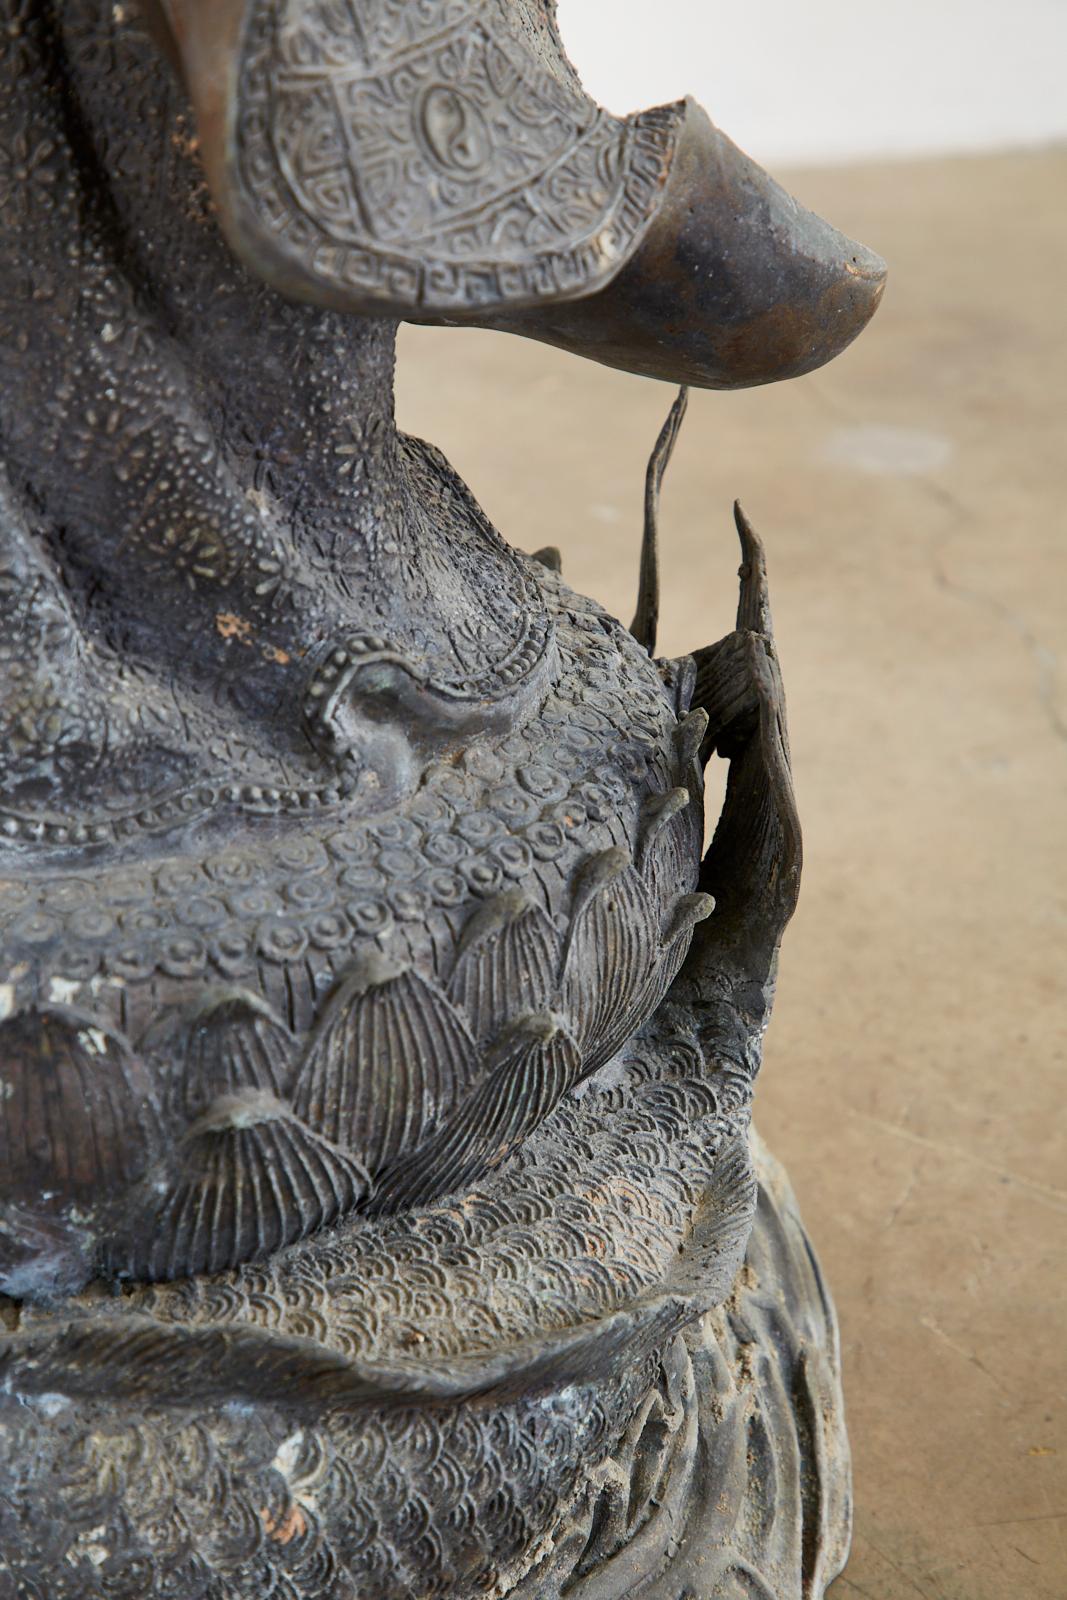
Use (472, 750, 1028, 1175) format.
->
(0, 3, 884, 1595)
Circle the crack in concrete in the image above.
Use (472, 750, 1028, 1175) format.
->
(920, 476, 1067, 751)
(861, 1535, 940, 1599)
(974, 1513, 1066, 1528)
(919, 1314, 1006, 1391)
(848, 1109, 1067, 1214)
(884, 1159, 922, 1230)
(801, 376, 1067, 753)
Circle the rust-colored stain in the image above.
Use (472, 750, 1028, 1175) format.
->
(216, 611, 252, 643)
(260, 1504, 306, 1545)
(263, 644, 290, 665)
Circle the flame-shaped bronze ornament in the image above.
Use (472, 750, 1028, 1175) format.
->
(0, 2, 882, 1594)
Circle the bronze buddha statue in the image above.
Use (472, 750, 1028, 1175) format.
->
(0, 3, 883, 1595)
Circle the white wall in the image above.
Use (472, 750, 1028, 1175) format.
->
(556, 0, 1067, 167)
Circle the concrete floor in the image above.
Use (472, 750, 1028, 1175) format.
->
(397, 147, 1067, 1600)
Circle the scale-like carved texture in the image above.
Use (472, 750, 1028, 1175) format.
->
(516, 1139, 850, 1599)
(1, 1022, 757, 1406)
(0, 1138, 846, 1600)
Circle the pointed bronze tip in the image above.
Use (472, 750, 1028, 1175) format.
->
(150, 7, 884, 391)
(489, 100, 887, 389)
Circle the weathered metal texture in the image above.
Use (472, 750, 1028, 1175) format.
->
(0, 2, 880, 1595)
(150, 0, 685, 316)
(147, 0, 884, 383)
(481, 99, 888, 388)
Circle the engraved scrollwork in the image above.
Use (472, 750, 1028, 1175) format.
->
(230, 0, 682, 312)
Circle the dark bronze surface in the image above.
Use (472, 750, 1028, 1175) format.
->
(0, 3, 883, 1595)
(150, 0, 884, 384)
(476, 99, 887, 387)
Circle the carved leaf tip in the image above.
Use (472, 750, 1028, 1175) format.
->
(674, 706, 709, 770)
(638, 786, 691, 870)
(663, 893, 715, 948)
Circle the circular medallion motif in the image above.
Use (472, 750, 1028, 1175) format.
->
(418, 85, 490, 175)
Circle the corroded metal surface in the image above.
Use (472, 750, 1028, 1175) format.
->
(0, 3, 881, 1595)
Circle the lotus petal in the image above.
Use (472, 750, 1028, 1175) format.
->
(0, 1006, 159, 1209)
(293, 953, 479, 1172)
(145, 988, 297, 1121)
(116, 1092, 370, 1281)
(372, 1014, 582, 1213)
(448, 890, 560, 1048)
(638, 786, 701, 903)
(561, 850, 660, 1072)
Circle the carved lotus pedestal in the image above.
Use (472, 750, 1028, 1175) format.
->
(0, 522, 851, 1599)
(0, 3, 883, 1596)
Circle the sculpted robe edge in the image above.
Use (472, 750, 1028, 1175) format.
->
(0, 4, 885, 1596)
